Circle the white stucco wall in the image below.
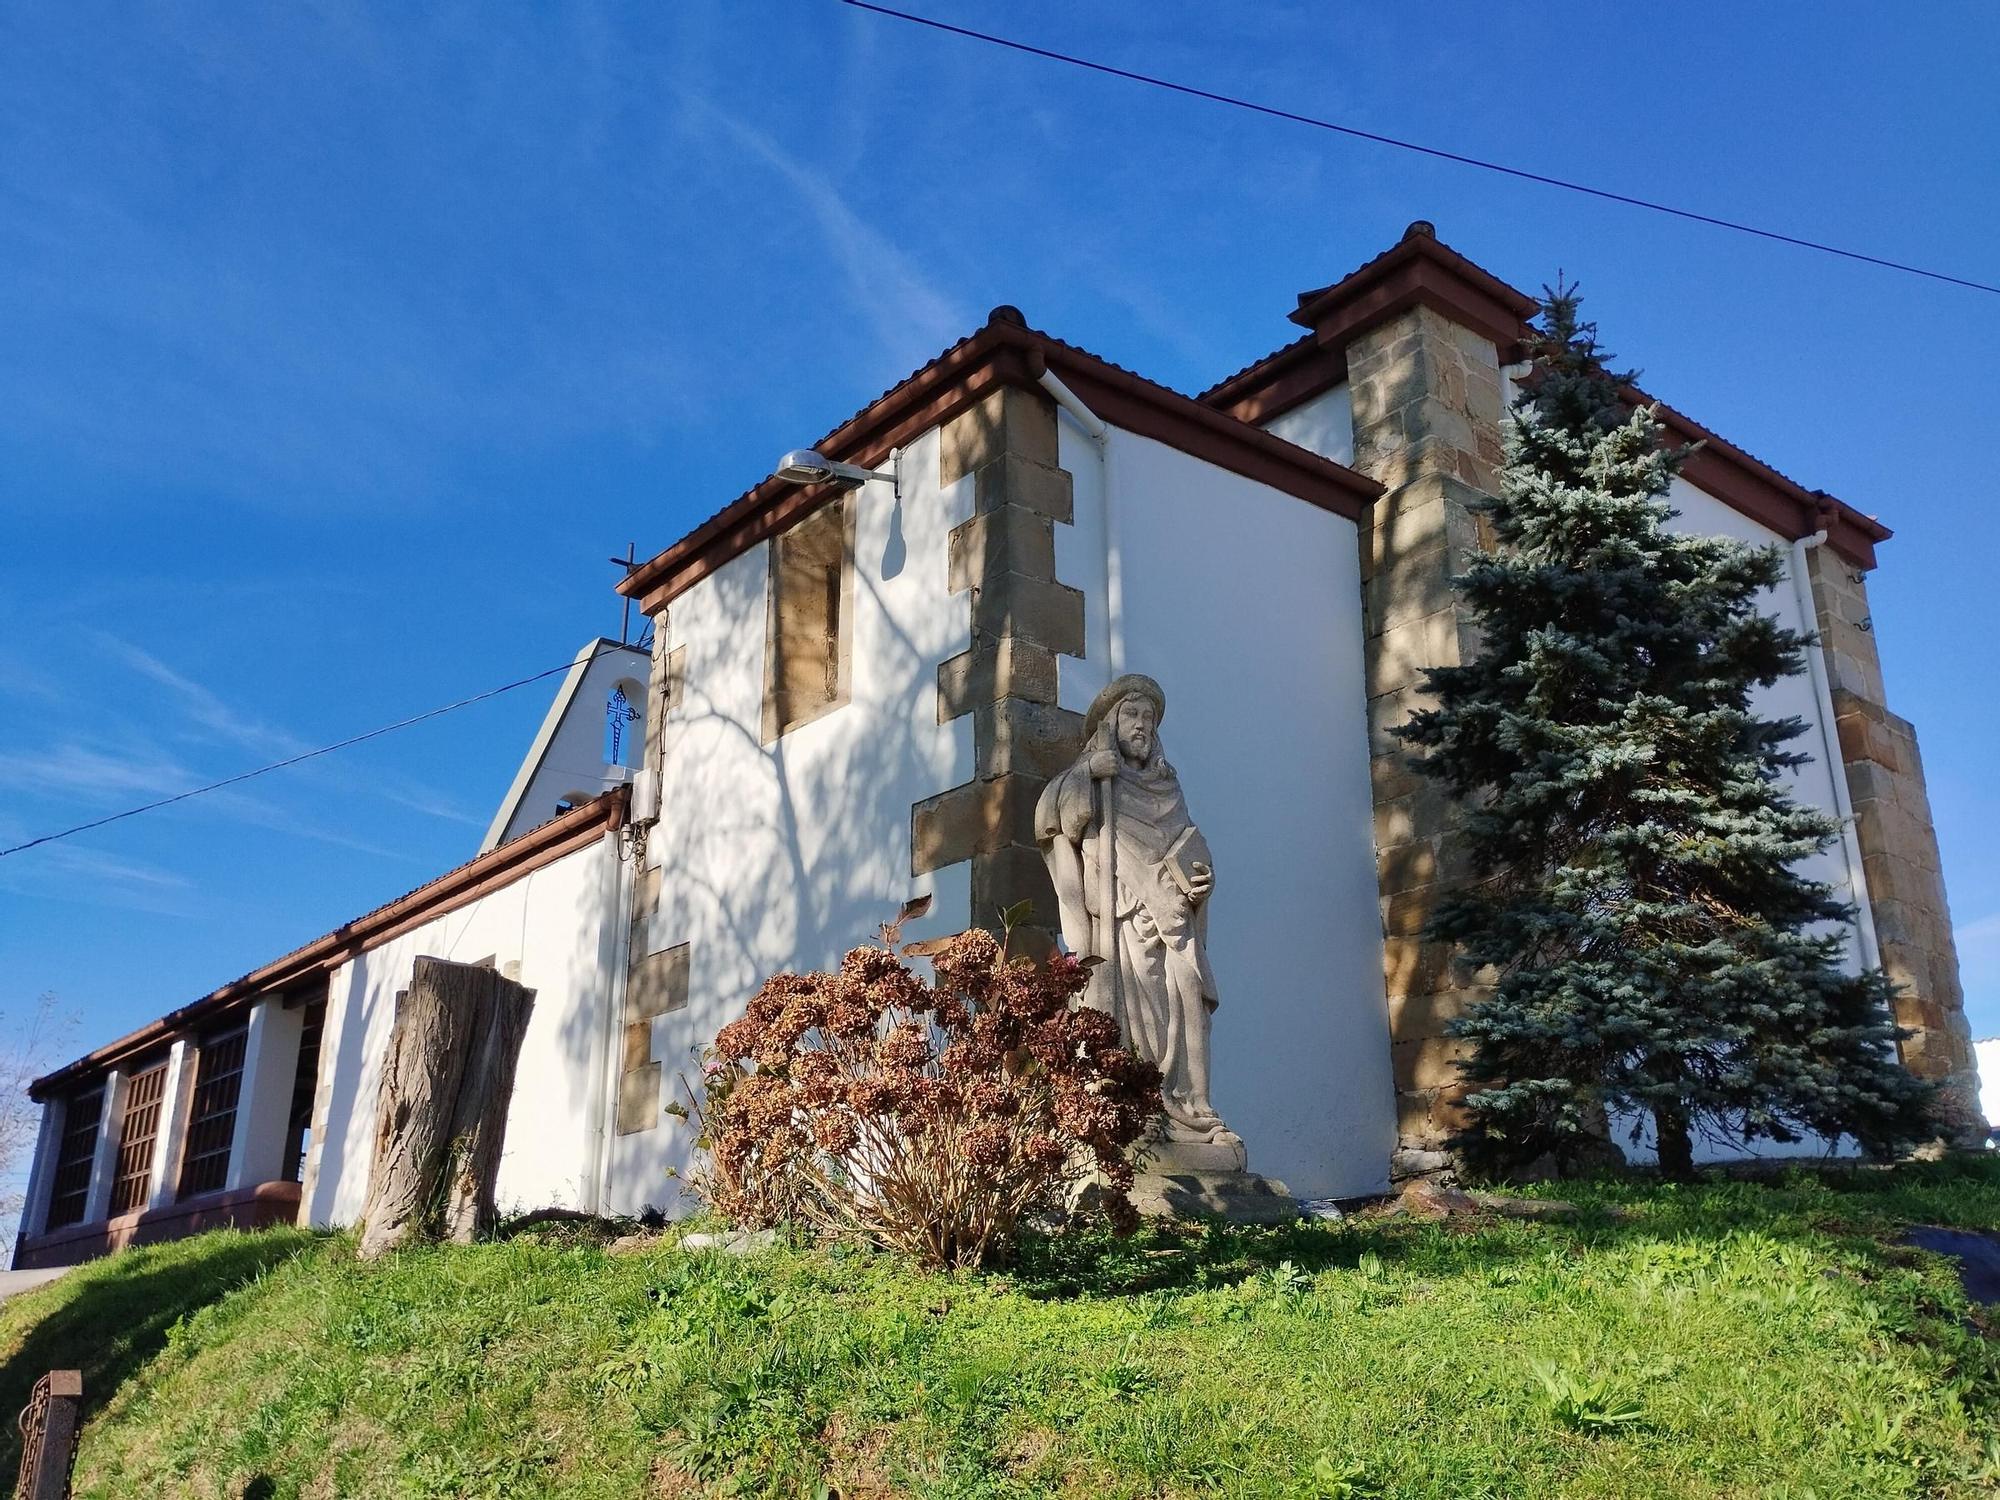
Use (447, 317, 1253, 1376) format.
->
(1058, 418, 1395, 1200)
(1665, 476, 1855, 905)
(1262, 383, 1354, 468)
(305, 833, 622, 1228)
(608, 424, 974, 1217)
(484, 640, 650, 851)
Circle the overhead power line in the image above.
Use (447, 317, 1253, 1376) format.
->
(0, 646, 626, 860)
(841, 0, 2000, 298)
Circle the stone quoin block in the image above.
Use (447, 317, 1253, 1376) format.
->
(970, 453, 1073, 522)
(972, 698, 1085, 781)
(936, 636, 1060, 720)
(616, 1064, 662, 1136)
(948, 506, 1057, 592)
(663, 644, 686, 714)
(627, 942, 689, 1022)
(1392, 1034, 1478, 1094)
(621, 1021, 652, 1073)
(940, 386, 1059, 486)
(1366, 608, 1460, 700)
(1379, 938, 1457, 1006)
(1376, 840, 1441, 897)
(970, 843, 1061, 936)
(970, 572, 1086, 657)
(910, 774, 1047, 877)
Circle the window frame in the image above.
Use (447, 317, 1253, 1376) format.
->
(44, 1083, 105, 1230)
(109, 1056, 170, 1216)
(176, 1025, 249, 1200)
(761, 494, 855, 743)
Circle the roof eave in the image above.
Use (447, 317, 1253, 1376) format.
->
(620, 314, 1381, 614)
(30, 788, 630, 1099)
(1206, 225, 1890, 569)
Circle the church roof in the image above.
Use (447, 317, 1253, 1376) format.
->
(1202, 222, 1892, 569)
(616, 309, 1385, 613)
(30, 789, 630, 1099)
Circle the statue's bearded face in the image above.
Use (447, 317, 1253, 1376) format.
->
(1115, 697, 1156, 763)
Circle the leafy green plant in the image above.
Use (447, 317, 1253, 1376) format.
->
(1308, 1450, 1381, 1498)
(1264, 1258, 1310, 1298)
(1094, 1342, 1155, 1400)
(1529, 1357, 1645, 1431)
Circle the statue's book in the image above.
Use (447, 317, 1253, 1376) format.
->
(1164, 826, 1212, 896)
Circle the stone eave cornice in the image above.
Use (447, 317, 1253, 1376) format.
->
(619, 310, 1384, 614)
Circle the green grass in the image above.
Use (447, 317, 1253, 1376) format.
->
(3, 1160, 1997, 1498)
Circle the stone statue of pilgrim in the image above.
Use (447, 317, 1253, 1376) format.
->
(1035, 674, 1246, 1170)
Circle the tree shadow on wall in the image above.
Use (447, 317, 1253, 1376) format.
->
(594, 522, 981, 1200)
(0, 1228, 319, 1476)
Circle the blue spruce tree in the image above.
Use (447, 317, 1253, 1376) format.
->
(1394, 286, 1934, 1178)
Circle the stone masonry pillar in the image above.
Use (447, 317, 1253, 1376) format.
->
(1342, 303, 1509, 1179)
(1805, 549, 1985, 1145)
(912, 373, 1087, 945)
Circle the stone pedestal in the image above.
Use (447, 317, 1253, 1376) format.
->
(1129, 1133, 1300, 1225)
(1129, 1169, 1300, 1225)
(1141, 1133, 1247, 1174)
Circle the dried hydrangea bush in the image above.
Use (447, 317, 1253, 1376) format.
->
(688, 923, 1162, 1269)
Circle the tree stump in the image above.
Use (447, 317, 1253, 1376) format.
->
(357, 956, 534, 1260)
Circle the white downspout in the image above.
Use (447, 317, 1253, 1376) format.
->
(1791, 532, 1882, 972)
(1037, 369, 1122, 673)
(585, 823, 632, 1217)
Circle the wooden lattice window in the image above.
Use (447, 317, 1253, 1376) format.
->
(283, 999, 326, 1183)
(109, 1059, 168, 1215)
(44, 1084, 104, 1230)
(177, 1027, 247, 1199)
(763, 497, 852, 741)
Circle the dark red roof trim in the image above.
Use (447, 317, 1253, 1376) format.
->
(31, 790, 629, 1099)
(618, 312, 1384, 613)
(1200, 223, 1890, 569)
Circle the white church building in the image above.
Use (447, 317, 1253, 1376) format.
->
(14, 224, 1982, 1267)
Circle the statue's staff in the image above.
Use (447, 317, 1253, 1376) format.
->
(1094, 744, 1121, 1024)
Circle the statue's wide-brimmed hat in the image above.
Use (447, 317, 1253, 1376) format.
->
(1084, 674, 1166, 742)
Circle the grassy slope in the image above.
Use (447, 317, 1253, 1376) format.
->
(1, 1162, 1996, 1499)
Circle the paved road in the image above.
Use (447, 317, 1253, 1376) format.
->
(0, 1267, 69, 1303)
(1904, 1226, 2000, 1305)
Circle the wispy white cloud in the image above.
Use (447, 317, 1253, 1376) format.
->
(34, 843, 189, 891)
(0, 740, 417, 862)
(0, 742, 197, 801)
(1954, 912, 2000, 948)
(88, 633, 483, 829)
(0, 838, 195, 917)
(99, 636, 307, 756)
(684, 97, 971, 371)
(0, 5, 700, 514)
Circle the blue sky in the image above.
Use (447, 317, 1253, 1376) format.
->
(3, 1, 1998, 1082)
